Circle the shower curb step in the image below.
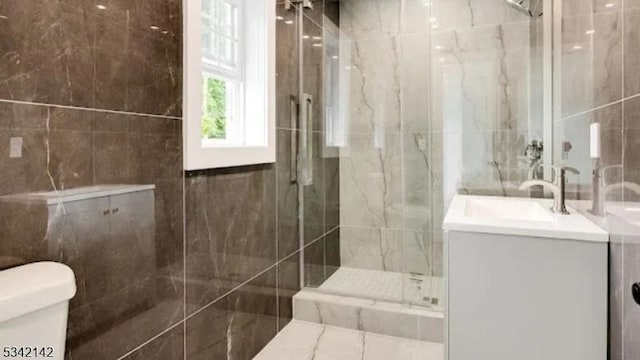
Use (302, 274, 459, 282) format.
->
(292, 289, 444, 343)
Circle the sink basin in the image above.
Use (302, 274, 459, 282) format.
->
(464, 197, 554, 222)
(443, 195, 608, 242)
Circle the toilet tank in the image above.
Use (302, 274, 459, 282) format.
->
(0, 262, 76, 359)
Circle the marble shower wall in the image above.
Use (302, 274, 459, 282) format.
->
(430, 0, 544, 203)
(0, 1, 339, 359)
(338, 0, 438, 285)
(337, 0, 541, 287)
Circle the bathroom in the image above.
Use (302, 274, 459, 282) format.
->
(0, 0, 637, 359)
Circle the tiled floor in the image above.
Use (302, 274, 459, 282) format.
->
(318, 266, 444, 307)
(253, 320, 443, 360)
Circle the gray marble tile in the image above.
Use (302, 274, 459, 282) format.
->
(324, 227, 340, 278)
(403, 132, 436, 231)
(624, 6, 640, 97)
(403, 230, 437, 277)
(339, 226, 402, 273)
(0, 0, 95, 107)
(560, 8, 622, 118)
(340, 133, 402, 229)
(292, 290, 444, 342)
(302, 15, 324, 132)
(277, 252, 300, 330)
(254, 320, 443, 360)
(276, 129, 299, 260)
(431, 0, 533, 32)
(347, 36, 401, 133)
(324, 156, 340, 232)
(339, 0, 401, 40)
(276, 5, 300, 130)
(401, 0, 432, 34)
(304, 236, 326, 287)
(92, 131, 130, 184)
(120, 325, 184, 360)
(431, 21, 537, 133)
(563, 0, 622, 15)
(185, 268, 278, 360)
(185, 166, 277, 313)
(303, 131, 326, 245)
(0, 184, 184, 360)
(400, 33, 430, 133)
(94, 0, 182, 116)
(440, 130, 533, 200)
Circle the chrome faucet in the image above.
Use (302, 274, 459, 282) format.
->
(519, 165, 579, 215)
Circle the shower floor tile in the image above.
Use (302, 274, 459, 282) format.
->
(253, 320, 443, 360)
(318, 266, 443, 306)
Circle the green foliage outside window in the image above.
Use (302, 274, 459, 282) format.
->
(202, 77, 227, 139)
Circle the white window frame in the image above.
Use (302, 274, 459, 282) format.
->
(184, 0, 275, 170)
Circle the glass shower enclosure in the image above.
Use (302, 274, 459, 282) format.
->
(292, 0, 550, 311)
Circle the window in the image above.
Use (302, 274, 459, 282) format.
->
(184, 0, 275, 170)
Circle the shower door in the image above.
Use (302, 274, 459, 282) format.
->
(295, 0, 444, 308)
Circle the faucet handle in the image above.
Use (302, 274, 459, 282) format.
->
(559, 166, 580, 175)
(552, 166, 580, 187)
(529, 164, 580, 182)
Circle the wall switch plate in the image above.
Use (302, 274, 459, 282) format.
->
(9, 137, 23, 158)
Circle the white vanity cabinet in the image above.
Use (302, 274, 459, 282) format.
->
(443, 195, 608, 360)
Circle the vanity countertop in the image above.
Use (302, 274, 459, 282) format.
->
(443, 195, 609, 243)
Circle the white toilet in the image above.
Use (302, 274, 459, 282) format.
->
(0, 262, 77, 359)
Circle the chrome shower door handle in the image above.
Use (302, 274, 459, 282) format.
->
(299, 93, 313, 186)
(290, 96, 298, 183)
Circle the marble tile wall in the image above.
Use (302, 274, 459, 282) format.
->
(431, 0, 544, 201)
(0, 0, 339, 359)
(151, 1, 340, 359)
(337, 0, 439, 297)
(337, 0, 541, 298)
(0, 1, 184, 358)
(552, 1, 640, 358)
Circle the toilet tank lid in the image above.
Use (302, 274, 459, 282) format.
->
(0, 262, 77, 323)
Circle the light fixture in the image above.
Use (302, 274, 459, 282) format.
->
(285, 20, 294, 25)
(573, 45, 583, 50)
(150, 25, 160, 30)
(96, 4, 107, 10)
(586, 29, 595, 35)
(276, 16, 284, 20)
(435, 45, 443, 50)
